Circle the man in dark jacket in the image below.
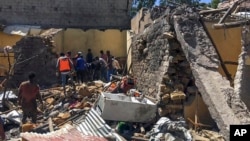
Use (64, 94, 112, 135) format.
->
(76, 54, 86, 83)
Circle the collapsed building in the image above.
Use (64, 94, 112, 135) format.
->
(1, 0, 250, 140)
(128, 2, 250, 140)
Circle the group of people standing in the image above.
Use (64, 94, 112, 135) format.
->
(56, 49, 121, 86)
(0, 49, 122, 134)
(92, 50, 122, 82)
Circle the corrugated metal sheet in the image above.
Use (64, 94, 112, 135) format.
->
(74, 108, 124, 141)
(21, 126, 108, 141)
(21, 108, 124, 141)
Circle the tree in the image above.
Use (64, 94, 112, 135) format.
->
(159, 0, 201, 6)
(133, 0, 157, 11)
(211, 0, 220, 8)
(159, 0, 167, 6)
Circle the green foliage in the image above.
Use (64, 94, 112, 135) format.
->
(199, 2, 211, 9)
(211, 0, 220, 8)
(171, 0, 200, 5)
(159, 0, 167, 6)
(133, 0, 157, 10)
(159, 0, 201, 6)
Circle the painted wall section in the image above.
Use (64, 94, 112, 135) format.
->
(54, 29, 127, 58)
(184, 94, 215, 127)
(0, 32, 22, 48)
(205, 22, 242, 80)
(0, 32, 22, 76)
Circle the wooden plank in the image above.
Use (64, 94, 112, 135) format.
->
(130, 136, 148, 141)
(199, 8, 228, 15)
(48, 117, 54, 132)
(213, 20, 250, 29)
(218, 0, 245, 24)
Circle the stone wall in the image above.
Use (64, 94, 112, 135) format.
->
(9, 32, 59, 88)
(0, 0, 131, 29)
(131, 8, 198, 119)
(131, 16, 170, 98)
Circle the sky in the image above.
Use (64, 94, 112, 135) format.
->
(155, 0, 211, 5)
(200, 0, 211, 3)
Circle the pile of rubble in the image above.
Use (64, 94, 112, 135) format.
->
(0, 74, 225, 141)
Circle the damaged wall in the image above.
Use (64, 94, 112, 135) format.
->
(130, 5, 250, 140)
(130, 7, 215, 127)
(9, 34, 58, 88)
(204, 22, 242, 81)
(53, 29, 127, 58)
(173, 6, 250, 140)
(0, 0, 132, 29)
(0, 32, 22, 76)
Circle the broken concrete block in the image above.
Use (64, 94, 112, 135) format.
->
(170, 91, 186, 101)
(159, 84, 172, 94)
(93, 80, 104, 88)
(88, 86, 97, 93)
(161, 94, 170, 104)
(46, 98, 55, 105)
(22, 123, 36, 132)
(96, 93, 156, 122)
(163, 32, 175, 39)
(58, 112, 71, 119)
(53, 118, 65, 125)
(78, 85, 91, 97)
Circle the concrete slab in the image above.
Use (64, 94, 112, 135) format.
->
(95, 92, 157, 123)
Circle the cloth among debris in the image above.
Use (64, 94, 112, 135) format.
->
(147, 117, 192, 141)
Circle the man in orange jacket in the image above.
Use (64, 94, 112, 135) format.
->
(56, 53, 74, 86)
(56, 53, 74, 94)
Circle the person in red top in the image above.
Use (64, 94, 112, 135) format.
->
(18, 72, 43, 124)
